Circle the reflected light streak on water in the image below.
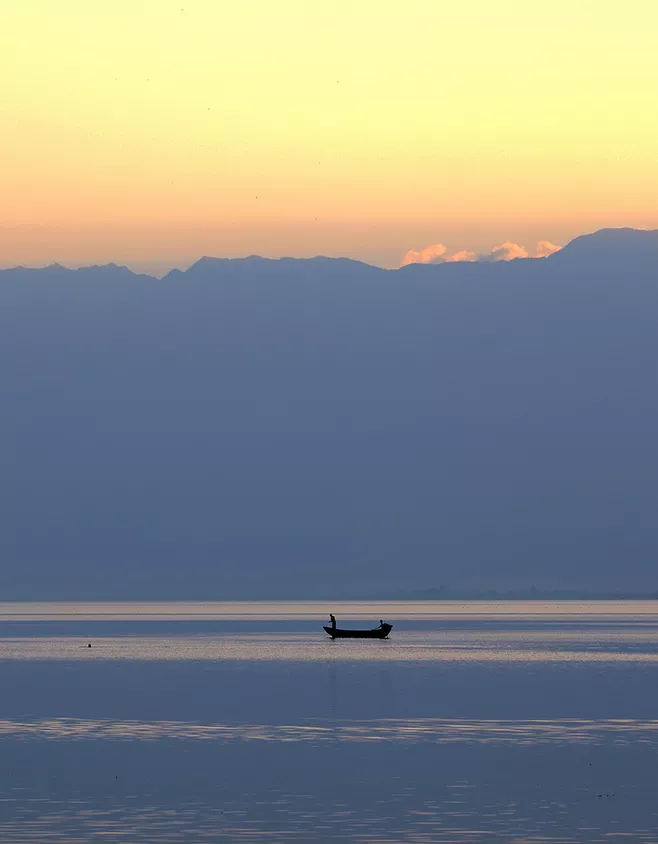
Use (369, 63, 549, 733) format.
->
(1, 630, 658, 662)
(1, 716, 658, 745)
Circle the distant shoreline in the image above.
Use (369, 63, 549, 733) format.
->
(2, 592, 658, 603)
(387, 588, 658, 601)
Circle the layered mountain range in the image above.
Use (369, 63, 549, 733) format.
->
(2, 228, 657, 598)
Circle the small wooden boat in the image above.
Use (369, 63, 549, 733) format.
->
(323, 623, 392, 640)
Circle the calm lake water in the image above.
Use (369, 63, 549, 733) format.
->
(2, 601, 658, 842)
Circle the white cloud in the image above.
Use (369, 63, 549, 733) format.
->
(401, 238, 562, 267)
(484, 241, 529, 262)
(444, 250, 477, 263)
(535, 240, 562, 257)
(401, 243, 448, 266)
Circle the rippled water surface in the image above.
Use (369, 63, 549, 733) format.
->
(2, 601, 658, 842)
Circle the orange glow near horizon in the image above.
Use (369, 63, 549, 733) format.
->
(1, 0, 657, 272)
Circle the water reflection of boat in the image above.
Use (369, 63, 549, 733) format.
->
(323, 623, 392, 640)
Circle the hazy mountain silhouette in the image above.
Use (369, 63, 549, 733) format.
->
(550, 227, 658, 266)
(2, 229, 657, 599)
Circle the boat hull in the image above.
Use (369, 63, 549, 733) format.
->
(323, 623, 392, 639)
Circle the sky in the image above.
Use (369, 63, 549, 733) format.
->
(1, 0, 657, 273)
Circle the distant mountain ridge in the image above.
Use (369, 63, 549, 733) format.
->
(2, 227, 656, 281)
(551, 227, 658, 264)
(0, 261, 155, 280)
(1, 227, 658, 599)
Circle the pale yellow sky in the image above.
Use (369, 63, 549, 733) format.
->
(1, 0, 657, 271)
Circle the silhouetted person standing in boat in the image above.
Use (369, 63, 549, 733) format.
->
(329, 613, 336, 631)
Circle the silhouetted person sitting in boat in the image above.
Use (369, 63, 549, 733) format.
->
(329, 613, 337, 631)
(379, 619, 385, 628)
